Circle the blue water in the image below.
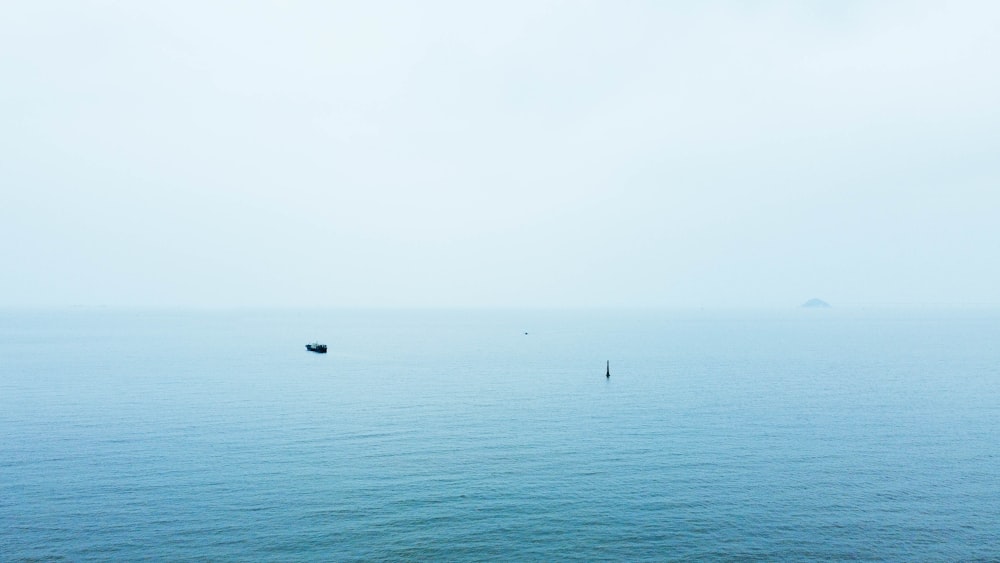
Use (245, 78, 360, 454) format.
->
(2, 308, 999, 560)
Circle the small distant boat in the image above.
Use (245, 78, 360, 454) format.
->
(606, 360, 610, 378)
(306, 342, 327, 354)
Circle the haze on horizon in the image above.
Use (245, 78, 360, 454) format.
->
(2, 1, 998, 309)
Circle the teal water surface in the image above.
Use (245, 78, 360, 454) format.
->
(2, 308, 999, 560)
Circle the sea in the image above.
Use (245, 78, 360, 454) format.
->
(2, 307, 999, 561)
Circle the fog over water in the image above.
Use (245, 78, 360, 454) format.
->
(2, 2, 998, 308)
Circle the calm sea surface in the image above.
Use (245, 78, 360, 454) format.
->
(2, 308, 999, 561)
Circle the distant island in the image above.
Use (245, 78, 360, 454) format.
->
(801, 298, 831, 308)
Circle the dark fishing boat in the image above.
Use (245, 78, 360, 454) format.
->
(306, 342, 327, 354)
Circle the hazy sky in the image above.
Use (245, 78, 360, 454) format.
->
(2, 1, 998, 308)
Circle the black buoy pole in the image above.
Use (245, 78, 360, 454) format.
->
(606, 360, 610, 378)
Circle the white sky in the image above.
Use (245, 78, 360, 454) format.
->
(2, 1, 998, 307)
